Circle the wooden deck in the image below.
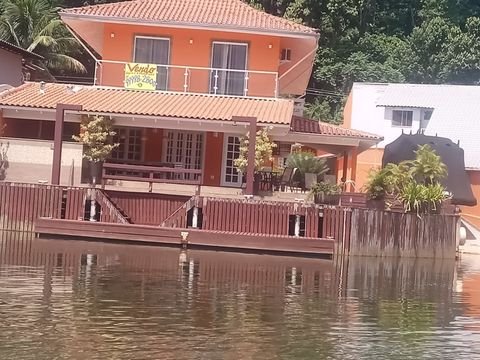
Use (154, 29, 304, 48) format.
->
(35, 218, 335, 257)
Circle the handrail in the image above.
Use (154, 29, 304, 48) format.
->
(97, 59, 278, 76)
(102, 162, 202, 189)
(95, 59, 279, 98)
(95, 190, 130, 224)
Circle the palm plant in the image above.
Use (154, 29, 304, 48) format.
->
(410, 144, 447, 184)
(286, 151, 329, 176)
(0, 0, 86, 77)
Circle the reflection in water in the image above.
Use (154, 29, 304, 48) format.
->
(0, 231, 479, 359)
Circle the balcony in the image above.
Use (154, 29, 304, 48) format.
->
(94, 60, 279, 98)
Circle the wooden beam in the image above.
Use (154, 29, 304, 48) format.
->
(51, 104, 82, 185)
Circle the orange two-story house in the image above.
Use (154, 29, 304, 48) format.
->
(0, 0, 380, 190)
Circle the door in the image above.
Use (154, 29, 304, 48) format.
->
(221, 135, 242, 187)
(134, 36, 170, 91)
(163, 130, 204, 181)
(210, 42, 248, 96)
(111, 128, 143, 161)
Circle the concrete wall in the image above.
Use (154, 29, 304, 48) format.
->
(349, 83, 425, 148)
(1, 137, 83, 185)
(0, 48, 23, 87)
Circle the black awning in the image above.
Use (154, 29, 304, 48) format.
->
(382, 133, 477, 206)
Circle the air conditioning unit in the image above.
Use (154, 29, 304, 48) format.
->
(280, 48, 292, 62)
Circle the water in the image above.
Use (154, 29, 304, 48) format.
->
(0, 232, 480, 359)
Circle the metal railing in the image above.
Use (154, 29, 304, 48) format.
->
(94, 59, 279, 98)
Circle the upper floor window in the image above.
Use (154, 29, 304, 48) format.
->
(210, 42, 248, 96)
(392, 110, 413, 127)
(421, 109, 433, 129)
(134, 36, 170, 91)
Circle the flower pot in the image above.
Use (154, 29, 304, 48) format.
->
(314, 193, 340, 205)
(89, 161, 104, 186)
(366, 199, 385, 210)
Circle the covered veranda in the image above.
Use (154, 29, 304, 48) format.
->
(0, 82, 381, 197)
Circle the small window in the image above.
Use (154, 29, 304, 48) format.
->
(280, 48, 292, 62)
(392, 110, 413, 127)
(423, 110, 433, 121)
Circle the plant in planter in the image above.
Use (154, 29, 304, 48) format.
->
(398, 182, 449, 215)
(286, 151, 329, 188)
(72, 115, 119, 185)
(234, 128, 276, 193)
(0, 142, 9, 181)
(309, 181, 341, 205)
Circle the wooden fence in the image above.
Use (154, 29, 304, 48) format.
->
(349, 209, 459, 259)
(0, 183, 87, 232)
(104, 190, 191, 225)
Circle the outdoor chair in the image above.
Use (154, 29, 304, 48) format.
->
(278, 167, 296, 192)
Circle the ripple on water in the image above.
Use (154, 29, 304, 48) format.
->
(0, 237, 479, 359)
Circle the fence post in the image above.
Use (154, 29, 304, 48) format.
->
(89, 188, 97, 222)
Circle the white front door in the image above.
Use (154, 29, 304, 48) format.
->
(221, 135, 242, 187)
(163, 130, 203, 181)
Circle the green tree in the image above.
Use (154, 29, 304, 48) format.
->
(0, 0, 86, 76)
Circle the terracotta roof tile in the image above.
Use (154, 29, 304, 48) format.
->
(290, 116, 382, 140)
(60, 0, 317, 35)
(0, 82, 294, 124)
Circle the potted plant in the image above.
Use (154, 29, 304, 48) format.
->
(234, 128, 277, 194)
(0, 142, 9, 181)
(310, 181, 341, 205)
(72, 115, 119, 186)
(286, 151, 329, 189)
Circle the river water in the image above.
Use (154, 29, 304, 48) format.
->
(0, 232, 480, 359)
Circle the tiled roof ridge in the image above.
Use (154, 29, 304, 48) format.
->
(60, 0, 317, 35)
(291, 116, 382, 140)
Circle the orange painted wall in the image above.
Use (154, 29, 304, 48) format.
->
(144, 128, 163, 162)
(100, 23, 280, 97)
(203, 132, 224, 187)
(352, 148, 384, 191)
(462, 171, 480, 229)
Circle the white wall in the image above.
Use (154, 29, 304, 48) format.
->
(0, 138, 83, 185)
(349, 83, 424, 148)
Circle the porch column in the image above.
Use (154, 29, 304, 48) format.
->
(51, 103, 82, 185)
(341, 150, 349, 191)
(232, 116, 257, 196)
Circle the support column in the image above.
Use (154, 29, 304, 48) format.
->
(51, 104, 82, 185)
(341, 150, 349, 184)
(232, 116, 257, 196)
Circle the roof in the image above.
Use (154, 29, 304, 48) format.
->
(60, 0, 317, 36)
(290, 116, 382, 141)
(0, 82, 294, 124)
(357, 82, 480, 169)
(0, 40, 43, 61)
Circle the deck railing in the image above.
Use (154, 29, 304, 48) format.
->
(102, 162, 202, 190)
(95, 59, 279, 98)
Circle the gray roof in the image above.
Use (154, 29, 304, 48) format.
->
(376, 83, 480, 170)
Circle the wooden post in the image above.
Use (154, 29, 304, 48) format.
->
(341, 150, 349, 184)
(232, 116, 257, 196)
(51, 104, 82, 185)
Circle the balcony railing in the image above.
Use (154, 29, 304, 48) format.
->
(94, 60, 279, 98)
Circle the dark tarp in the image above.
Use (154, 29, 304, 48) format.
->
(382, 133, 477, 206)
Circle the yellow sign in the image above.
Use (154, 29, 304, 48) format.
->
(124, 63, 157, 90)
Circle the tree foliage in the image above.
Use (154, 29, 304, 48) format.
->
(0, 0, 86, 77)
(250, 0, 480, 123)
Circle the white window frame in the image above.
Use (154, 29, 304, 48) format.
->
(221, 134, 243, 187)
(162, 130, 205, 180)
(391, 109, 414, 128)
(210, 41, 249, 96)
(133, 36, 171, 90)
(111, 127, 145, 162)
